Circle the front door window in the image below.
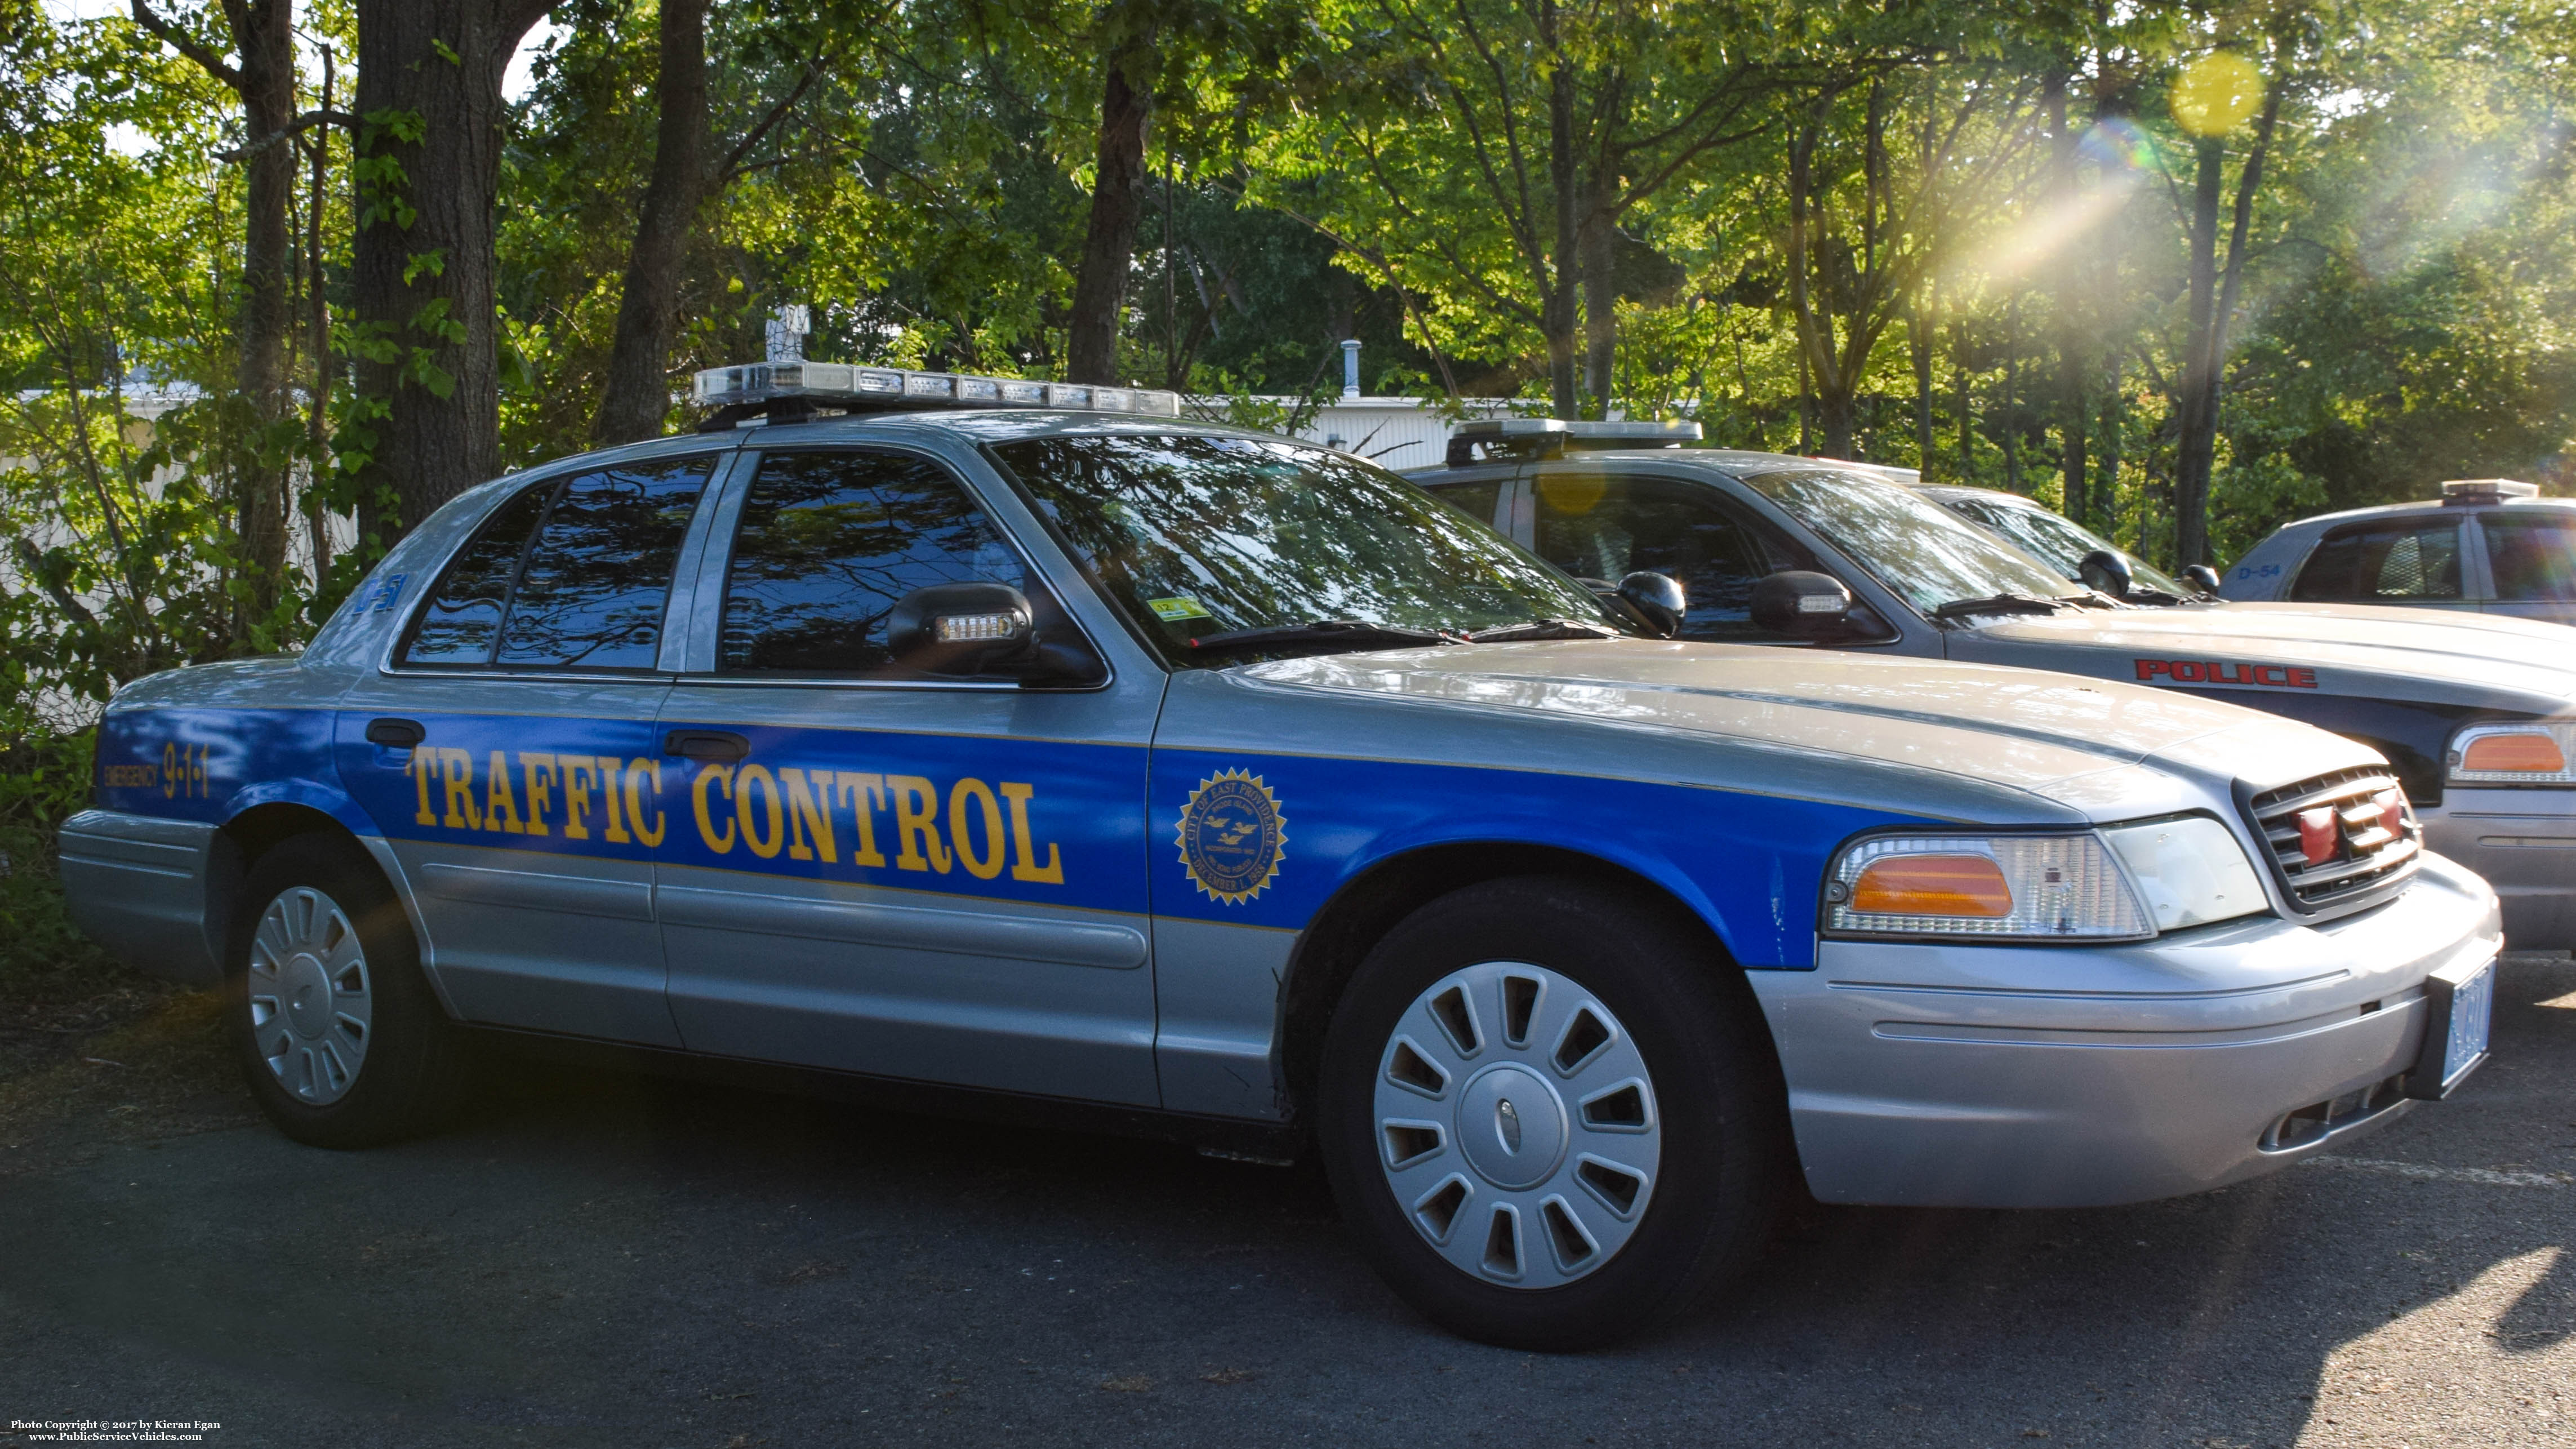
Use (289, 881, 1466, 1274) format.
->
(2290, 520, 2465, 603)
(1532, 473, 1822, 641)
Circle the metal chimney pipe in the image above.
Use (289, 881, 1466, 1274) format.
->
(1341, 339, 1361, 398)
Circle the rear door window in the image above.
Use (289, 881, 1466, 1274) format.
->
(2289, 519, 2464, 602)
(1418, 475, 1508, 530)
(1532, 472, 1821, 641)
(2481, 513, 2576, 601)
(717, 448, 1034, 676)
(399, 457, 714, 670)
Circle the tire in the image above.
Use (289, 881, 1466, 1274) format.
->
(223, 833, 468, 1148)
(1315, 875, 1789, 1350)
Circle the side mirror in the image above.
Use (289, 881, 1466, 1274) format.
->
(888, 582, 1036, 675)
(1751, 570, 1853, 635)
(2183, 563, 2223, 595)
(1616, 571, 1687, 638)
(2078, 548, 2134, 599)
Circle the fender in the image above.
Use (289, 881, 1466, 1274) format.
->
(220, 776, 381, 841)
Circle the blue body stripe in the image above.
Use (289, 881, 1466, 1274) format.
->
(95, 704, 1922, 970)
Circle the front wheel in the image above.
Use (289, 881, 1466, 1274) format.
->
(1316, 877, 1788, 1350)
(224, 834, 467, 1148)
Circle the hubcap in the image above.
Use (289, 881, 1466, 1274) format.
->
(244, 886, 372, 1105)
(1373, 962, 1659, 1289)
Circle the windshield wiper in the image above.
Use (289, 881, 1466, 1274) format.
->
(1930, 592, 2076, 621)
(1463, 618, 1622, 643)
(1184, 619, 1459, 657)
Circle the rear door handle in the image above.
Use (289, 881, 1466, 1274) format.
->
(365, 717, 426, 749)
(662, 730, 749, 763)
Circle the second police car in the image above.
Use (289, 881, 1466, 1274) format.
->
(1412, 421, 2576, 953)
(60, 368, 2501, 1350)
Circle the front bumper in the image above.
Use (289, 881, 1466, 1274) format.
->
(2422, 787, 2576, 952)
(1749, 852, 2502, 1208)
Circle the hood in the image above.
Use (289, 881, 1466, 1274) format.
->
(1952, 601, 2576, 715)
(1238, 639, 2373, 820)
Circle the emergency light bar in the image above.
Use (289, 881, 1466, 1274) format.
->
(1444, 417, 1702, 466)
(2440, 478, 2541, 504)
(692, 361, 1182, 426)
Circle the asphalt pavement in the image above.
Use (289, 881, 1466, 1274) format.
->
(2, 954, 2569, 1448)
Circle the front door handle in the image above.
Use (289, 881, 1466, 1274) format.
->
(365, 717, 426, 749)
(663, 730, 750, 763)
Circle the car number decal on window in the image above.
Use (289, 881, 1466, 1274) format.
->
(1177, 769, 1287, 905)
(2134, 659, 2319, 688)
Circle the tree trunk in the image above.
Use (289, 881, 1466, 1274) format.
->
(351, 0, 559, 539)
(1817, 388, 1858, 461)
(2046, 68, 2089, 527)
(1540, 0, 1580, 419)
(304, 43, 337, 585)
(2094, 350, 2123, 535)
(1066, 17, 1154, 385)
(2176, 81, 2283, 566)
(133, 1, 296, 639)
(591, 0, 711, 444)
(1579, 205, 1617, 416)
(2171, 137, 2224, 567)
(1907, 284, 1934, 468)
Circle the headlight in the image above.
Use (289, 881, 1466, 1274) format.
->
(1824, 817, 2267, 941)
(2448, 722, 2576, 785)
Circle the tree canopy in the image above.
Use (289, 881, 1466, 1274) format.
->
(7, 0, 2576, 740)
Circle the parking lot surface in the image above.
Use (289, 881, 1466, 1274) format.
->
(3, 955, 2570, 1448)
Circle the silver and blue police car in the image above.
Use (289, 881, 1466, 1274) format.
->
(1409, 423, 2576, 953)
(2220, 478, 2576, 627)
(60, 368, 2502, 1350)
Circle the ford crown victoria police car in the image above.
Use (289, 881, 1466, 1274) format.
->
(1412, 423, 2576, 952)
(2221, 478, 2576, 627)
(61, 370, 2501, 1350)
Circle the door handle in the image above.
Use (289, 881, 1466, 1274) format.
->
(662, 730, 750, 763)
(365, 718, 426, 749)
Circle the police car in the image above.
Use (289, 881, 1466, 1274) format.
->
(1908, 479, 2223, 603)
(1409, 421, 2576, 953)
(60, 370, 2502, 1351)
(2221, 478, 2576, 628)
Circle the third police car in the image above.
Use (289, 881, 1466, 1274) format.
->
(61, 368, 2500, 1350)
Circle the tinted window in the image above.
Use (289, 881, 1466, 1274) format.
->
(402, 485, 551, 665)
(2290, 520, 2463, 601)
(496, 463, 711, 668)
(1421, 477, 1506, 529)
(1533, 472, 1818, 640)
(1740, 468, 2084, 614)
(1950, 497, 2191, 598)
(398, 458, 711, 670)
(2483, 512, 2576, 601)
(719, 450, 1030, 674)
(986, 434, 1621, 665)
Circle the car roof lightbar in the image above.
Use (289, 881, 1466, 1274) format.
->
(2439, 478, 2541, 505)
(691, 361, 1183, 430)
(1444, 417, 1702, 466)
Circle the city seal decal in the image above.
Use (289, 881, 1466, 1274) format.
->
(1177, 768, 1287, 905)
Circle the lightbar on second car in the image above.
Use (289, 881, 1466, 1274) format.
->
(693, 362, 1183, 420)
(1445, 416, 1702, 465)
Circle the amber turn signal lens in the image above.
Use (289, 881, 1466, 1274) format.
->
(1850, 854, 2014, 917)
(2462, 733, 2569, 774)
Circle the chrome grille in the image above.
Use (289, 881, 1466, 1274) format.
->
(2245, 767, 2422, 911)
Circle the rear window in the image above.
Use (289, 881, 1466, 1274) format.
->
(2482, 512, 2576, 602)
(398, 458, 713, 671)
(2290, 519, 2463, 602)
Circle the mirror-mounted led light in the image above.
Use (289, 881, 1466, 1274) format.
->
(2450, 722, 2576, 785)
(933, 611, 1024, 643)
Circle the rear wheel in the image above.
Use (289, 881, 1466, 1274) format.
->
(224, 834, 467, 1148)
(1316, 876, 1787, 1350)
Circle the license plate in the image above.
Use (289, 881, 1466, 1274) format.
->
(2411, 956, 2495, 1099)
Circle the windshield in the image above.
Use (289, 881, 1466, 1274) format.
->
(1738, 468, 2086, 615)
(987, 434, 1627, 664)
(1951, 496, 2191, 597)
